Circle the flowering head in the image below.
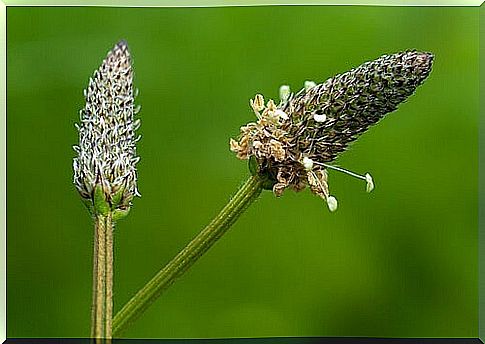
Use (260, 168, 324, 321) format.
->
(230, 51, 433, 211)
(73, 41, 141, 218)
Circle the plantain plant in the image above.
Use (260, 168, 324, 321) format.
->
(73, 41, 433, 339)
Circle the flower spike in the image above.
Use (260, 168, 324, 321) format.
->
(230, 51, 433, 210)
(73, 41, 140, 217)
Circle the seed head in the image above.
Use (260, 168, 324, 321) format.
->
(73, 40, 140, 217)
(230, 51, 433, 210)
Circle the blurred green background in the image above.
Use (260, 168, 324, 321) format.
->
(7, 5, 478, 339)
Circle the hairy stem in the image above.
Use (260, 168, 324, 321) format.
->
(112, 175, 263, 336)
(92, 213, 114, 339)
(105, 213, 114, 338)
(90, 217, 101, 338)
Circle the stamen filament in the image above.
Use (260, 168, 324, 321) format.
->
(314, 161, 367, 181)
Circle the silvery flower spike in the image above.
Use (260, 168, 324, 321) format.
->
(73, 40, 141, 219)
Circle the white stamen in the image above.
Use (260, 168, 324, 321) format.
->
(279, 85, 291, 103)
(365, 173, 374, 193)
(313, 113, 326, 122)
(275, 109, 289, 120)
(304, 80, 316, 91)
(316, 162, 365, 180)
(327, 196, 338, 212)
(302, 157, 313, 171)
(314, 162, 375, 193)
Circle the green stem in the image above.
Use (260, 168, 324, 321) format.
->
(105, 213, 114, 339)
(90, 216, 103, 338)
(112, 175, 263, 336)
(91, 213, 114, 339)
